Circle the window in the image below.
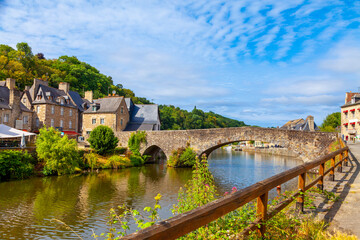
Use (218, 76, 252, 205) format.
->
(4, 114, 9, 123)
(69, 120, 72, 129)
(86, 131, 91, 135)
(92, 118, 96, 124)
(51, 106, 55, 114)
(121, 107, 123, 113)
(100, 118, 104, 124)
(51, 119, 54, 127)
(61, 98, 64, 105)
(36, 118, 39, 127)
(69, 109, 72, 116)
(92, 106, 97, 112)
(37, 95, 42, 100)
(121, 119, 123, 126)
(60, 107, 64, 116)
(23, 98, 26, 103)
(60, 119, 63, 128)
(36, 106, 40, 113)
(23, 116, 28, 124)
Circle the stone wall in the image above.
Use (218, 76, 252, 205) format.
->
(116, 127, 338, 162)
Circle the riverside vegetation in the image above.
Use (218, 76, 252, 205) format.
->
(85, 156, 358, 240)
(0, 127, 150, 181)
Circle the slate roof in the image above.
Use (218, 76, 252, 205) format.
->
(31, 84, 76, 108)
(281, 116, 319, 131)
(0, 86, 32, 112)
(83, 96, 124, 113)
(68, 90, 86, 111)
(124, 104, 160, 131)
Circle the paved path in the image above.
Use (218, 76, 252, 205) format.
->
(314, 143, 360, 237)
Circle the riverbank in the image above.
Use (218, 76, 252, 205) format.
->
(237, 146, 301, 158)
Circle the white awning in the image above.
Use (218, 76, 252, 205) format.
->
(0, 124, 36, 139)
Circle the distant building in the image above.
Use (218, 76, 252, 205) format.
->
(281, 115, 319, 131)
(341, 91, 360, 142)
(0, 78, 33, 131)
(124, 98, 161, 131)
(82, 95, 130, 136)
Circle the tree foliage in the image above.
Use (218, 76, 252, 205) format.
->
(128, 131, 148, 166)
(36, 127, 79, 175)
(0, 150, 34, 181)
(167, 145, 197, 168)
(159, 105, 247, 130)
(88, 125, 119, 155)
(0, 42, 247, 129)
(321, 112, 341, 132)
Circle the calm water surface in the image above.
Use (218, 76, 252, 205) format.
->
(0, 149, 302, 239)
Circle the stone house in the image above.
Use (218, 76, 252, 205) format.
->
(341, 91, 360, 142)
(0, 78, 33, 131)
(124, 98, 161, 131)
(82, 94, 129, 136)
(21, 79, 84, 134)
(281, 115, 319, 131)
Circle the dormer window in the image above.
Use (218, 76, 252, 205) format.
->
(352, 98, 355, 104)
(92, 106, 97, 112)
(23, 98, 26, 103)
(37, 95, 42, 100)
(61, 98, 64, 105)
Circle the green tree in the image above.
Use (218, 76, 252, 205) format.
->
(0, 150, 34, 181)
(88, 125, 119, 155)
(36, 127, 79, 175)
(321, 112, 341, 132)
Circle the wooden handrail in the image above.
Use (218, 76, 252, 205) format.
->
(123, 146, 349, 240)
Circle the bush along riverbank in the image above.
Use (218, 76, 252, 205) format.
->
(167, 142, 197, 168)
(0, 127, 150, 182)
(84, 155, 358, 240)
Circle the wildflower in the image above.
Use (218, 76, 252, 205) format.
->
(154, 193, 162, 201)
(224, 192, 229, 196)
(232, 187, 237, 193)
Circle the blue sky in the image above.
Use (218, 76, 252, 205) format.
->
(1, 0, 360, 127)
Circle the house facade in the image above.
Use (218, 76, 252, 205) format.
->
(341, 92, 360, 142)
(21, 79, 86, 135)
(0, 78, 33, 131)
(82, 95, 130, 136)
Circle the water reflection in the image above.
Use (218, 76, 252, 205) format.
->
(0, 149, 302, 239)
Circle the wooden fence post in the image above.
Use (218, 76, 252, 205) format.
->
(257, 192, 268, 237)
(296, 172, 306, 213)
(328, 158, 335, 181)
(344, 150, 349, 166)
(337, 153, 343, 173)
(317, 163, 324, 190)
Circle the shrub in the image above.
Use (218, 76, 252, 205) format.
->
(104, 155, 132, 169)
(36, 127, 79, 175)
(167, 146, 197, 168)
(127, 131, 148, 166)
(0, 150, 34, 181)
(84, 152, 99, 170)
(88, 126, 119, 155)
(114, 147, 127, 155)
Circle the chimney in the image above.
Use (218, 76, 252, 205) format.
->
(9, 89, 21, 119)
(307, 115, 315, 131)
(58, 82, 70, 93)
(6, 78, 16, 90)
(84, 91, 93, 103)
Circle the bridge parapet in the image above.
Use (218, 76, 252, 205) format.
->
(116, 127, 338, 162)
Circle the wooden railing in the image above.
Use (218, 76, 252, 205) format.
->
(123, 145, 350, 240)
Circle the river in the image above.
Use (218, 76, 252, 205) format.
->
(0, 149, 303, 239)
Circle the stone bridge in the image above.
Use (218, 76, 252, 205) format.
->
(116, 127, 338, 162)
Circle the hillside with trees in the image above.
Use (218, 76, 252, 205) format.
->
(0, 42, 246, 129)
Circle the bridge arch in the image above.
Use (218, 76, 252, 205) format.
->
(142, 145, 167, 163)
